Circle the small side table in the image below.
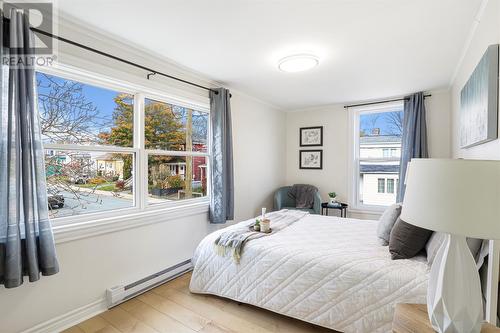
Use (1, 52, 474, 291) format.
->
(321, 202, 348, 218)
(392, 304, 500, 333)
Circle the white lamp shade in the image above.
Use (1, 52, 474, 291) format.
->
(401, 158, 500, 240)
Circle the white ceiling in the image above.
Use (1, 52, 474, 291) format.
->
(57, 0, 482, 109)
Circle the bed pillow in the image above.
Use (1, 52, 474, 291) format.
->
(389, 218, 433, 260)
(426, 232, 484, 266)
(376, 203, 402, 245)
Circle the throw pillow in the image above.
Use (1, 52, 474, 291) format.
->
(389, 218, 433, 260)
(426, 232, 484, 267)
(377, 203, 402, 246)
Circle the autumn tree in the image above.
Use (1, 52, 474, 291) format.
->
(99, 97, 187, 185)
(97, 94, 134, 179)
(144, 102, 185, 150)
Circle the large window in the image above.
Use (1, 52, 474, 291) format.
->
(37, 71, 210, 221)
(352, 103, 403, 209)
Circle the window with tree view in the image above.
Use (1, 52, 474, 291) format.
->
(356, 105, 403, 208)
(145, 99, 208, 204)
(37, 71, 209, 221)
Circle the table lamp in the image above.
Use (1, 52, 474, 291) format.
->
(401, 159, 500, 333)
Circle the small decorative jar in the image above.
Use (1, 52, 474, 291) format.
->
(260, 219, 271, 233)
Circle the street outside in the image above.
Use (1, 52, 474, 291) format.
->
(48, 188, 133, 219)
(47, 186, 197, 219)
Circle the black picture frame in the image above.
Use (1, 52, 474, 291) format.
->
(299, 126, 323, 147)
(299, 150, 323, 169)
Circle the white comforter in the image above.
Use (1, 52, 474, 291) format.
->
(190, 212, 429, 333)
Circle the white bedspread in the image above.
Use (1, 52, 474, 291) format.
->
(190, 213, 429, 333)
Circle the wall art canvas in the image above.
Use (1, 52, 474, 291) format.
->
(460, 44, 499, 148)
(300, 126, 323, 146)
(299, 150, 322, 169)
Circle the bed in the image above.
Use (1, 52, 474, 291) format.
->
(189, 211, 429, 333)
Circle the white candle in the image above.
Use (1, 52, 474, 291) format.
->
(262, 207, 266, 219)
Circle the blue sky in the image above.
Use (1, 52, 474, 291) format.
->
(360, 111, 403, 136)
(36, 72, 119, 123)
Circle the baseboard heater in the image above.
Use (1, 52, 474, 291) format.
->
(106, 259, 192, 308)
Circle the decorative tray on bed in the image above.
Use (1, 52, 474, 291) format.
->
(249, 226, 272, 233)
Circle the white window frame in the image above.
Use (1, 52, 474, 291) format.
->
(37, 64, 211, 229)
(347, 101, 403, 213)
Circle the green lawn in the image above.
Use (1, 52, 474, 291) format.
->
(98, 184, 117, 191)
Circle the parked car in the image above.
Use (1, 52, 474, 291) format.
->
(70, 174, 89, 184)
(47, 185, 64, 209)
(48, 194, 64, 209)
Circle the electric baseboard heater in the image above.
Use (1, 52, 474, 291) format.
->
(106, 259, 192, 307)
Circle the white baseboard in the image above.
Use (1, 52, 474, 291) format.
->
(21, 298, 107, 333)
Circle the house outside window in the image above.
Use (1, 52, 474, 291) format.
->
(37, 69, 210, 223)
(350, 101, 403, 210)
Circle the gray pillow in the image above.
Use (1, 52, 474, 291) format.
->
(389, 218, 433, 260)
(377, 203, 402, 246)
(426, 232, 484, 267)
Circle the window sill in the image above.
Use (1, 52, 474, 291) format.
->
(52, 201, 209, 244)
(348, 206, 385, 219)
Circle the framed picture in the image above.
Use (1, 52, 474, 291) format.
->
(300, 126, 323, 146)
(299, 150, 323, 169)
(460, 44, 499, 148)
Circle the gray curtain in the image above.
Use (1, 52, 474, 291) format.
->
(209, 88, 234, 224)
(0, 9, 59, 288)
(397, 92, 429, 201)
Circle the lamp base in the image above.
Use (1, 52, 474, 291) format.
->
(427, 234, 483, 333)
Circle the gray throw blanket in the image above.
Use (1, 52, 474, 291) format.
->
(214, 210, 308, 263)
(288, 184, 318, 209)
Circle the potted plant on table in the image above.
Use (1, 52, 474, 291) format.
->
(328, 192, 337, 205)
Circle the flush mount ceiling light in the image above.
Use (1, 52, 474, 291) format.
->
(278, 54, 319, 73)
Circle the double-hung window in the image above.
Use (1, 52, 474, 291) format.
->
(377, 178, 386, 193)
(350, 102, 403, 210)
(387, 178, 395, 194)
(144, 98, 209, 204)
(37, 69, 210, 223)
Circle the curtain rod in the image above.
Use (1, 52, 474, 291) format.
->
(3, 16, 221, 95)
(344, 94, 432, 109)
(32, 27, 221, 95)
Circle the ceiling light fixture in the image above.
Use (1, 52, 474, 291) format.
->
(278, 54, 319, 73)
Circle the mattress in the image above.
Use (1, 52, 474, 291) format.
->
(190, 213, 429, 333)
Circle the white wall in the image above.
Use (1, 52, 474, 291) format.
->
(449, 1, 500, 321)
(451, 0, 500, 160)
(0, 17, 286, 333)
(285, 90, 452, 220)
(1, 212, 212, 333)
(231, 93, 287, 221)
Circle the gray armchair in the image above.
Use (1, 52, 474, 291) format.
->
(273, 186, 322, 214)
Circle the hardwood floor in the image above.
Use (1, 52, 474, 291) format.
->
(63, 272, 337, 333)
